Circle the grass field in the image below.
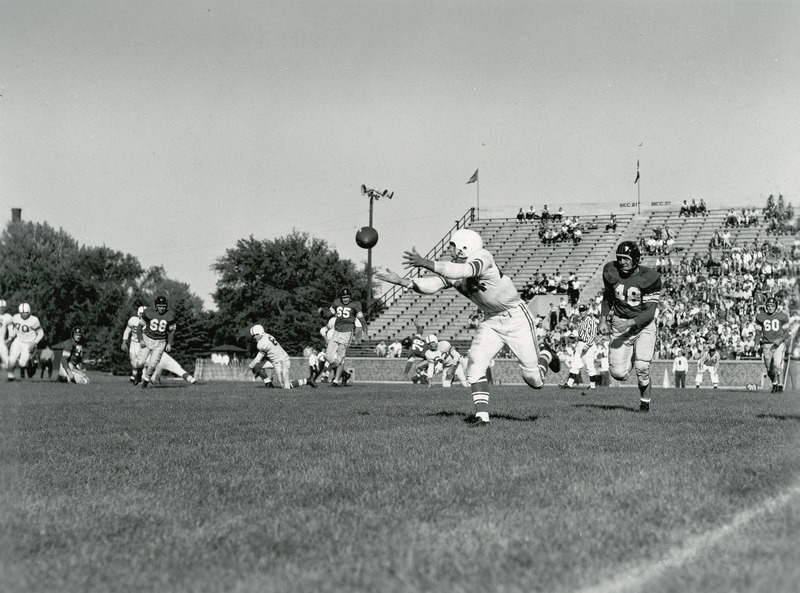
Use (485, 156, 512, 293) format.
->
(2, 376, 799, 593)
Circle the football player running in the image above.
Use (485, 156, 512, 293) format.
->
(136, 295, 176, 389)
(377, 228, 560, 426)
(248, 325, 316, 389)
(7, 303, 44, 381)
(121, 306, 146, 384)
(325, 288, 366, 387)
(0, 299, 12, 373)
(756, 296, 790, 392)
(598, 241, 662, 412)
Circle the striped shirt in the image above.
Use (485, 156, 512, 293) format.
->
(577, 314, 598, 344)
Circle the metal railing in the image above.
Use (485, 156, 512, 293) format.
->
(367, 207, 476, 319)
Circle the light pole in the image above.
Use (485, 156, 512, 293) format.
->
(358, 184, 393, 319)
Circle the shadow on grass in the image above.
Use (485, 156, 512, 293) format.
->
(429, 411, 539, 423)
(756, 413, 800, 422)
(574, 403, 640, 413)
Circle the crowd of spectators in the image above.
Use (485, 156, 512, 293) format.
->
(516, 204, 566, 222)
(724, 207, 759, 228)
(763, 193, 796, 235)
(679, 199, 708, 217)
(520, 272, 581, 306)
(656, 237, 799, 360)
(639, 224, 676, 256)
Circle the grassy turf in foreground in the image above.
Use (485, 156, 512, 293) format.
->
(1, 378, 798, 593)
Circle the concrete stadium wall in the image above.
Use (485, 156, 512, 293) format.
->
(195, 358, 780, 391)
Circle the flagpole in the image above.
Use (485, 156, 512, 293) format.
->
(477, 175, 480, 219)
(637, 176, 641, 215)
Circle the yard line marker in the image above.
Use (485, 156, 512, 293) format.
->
(576, 482, 800, 593)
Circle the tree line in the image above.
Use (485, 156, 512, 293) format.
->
(0, 220, 372, 375)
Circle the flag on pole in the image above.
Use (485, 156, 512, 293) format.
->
(466, 169, 479, 184)
(634, 160, 640, 184)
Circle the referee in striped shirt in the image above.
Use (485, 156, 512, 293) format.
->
(562, 304, 602, 389)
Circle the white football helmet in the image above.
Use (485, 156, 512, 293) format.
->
(19, 302, 31, 316)
(449, 229, 483, 260)
(137, 306, 146, 317)
(426, 334, 438, 345)
(0, 299, 6, 309)
(250, 324, 265, 339)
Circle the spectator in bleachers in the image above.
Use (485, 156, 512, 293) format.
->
(548, 303, 558, 331)
(698, 199, 708, 216)
(387, 338, 402, 358)
(527, 206, 537, 220)
(516, 208, 525, 222)
(375, 341, 387, 357)
(605, 214, 617, 232)
(541, 205, 550, 221)
(567, 273, 581, 306)
(679, 200, 690, 217)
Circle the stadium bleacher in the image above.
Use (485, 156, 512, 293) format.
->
(348, 207, 797, 357)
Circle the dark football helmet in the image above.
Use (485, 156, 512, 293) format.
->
(72, 326, 83, 342)
(765, 296, 778, 314)
(155, 295, 168, 314)
(340, 288, 352, 304)
(615, 241, 641, 275)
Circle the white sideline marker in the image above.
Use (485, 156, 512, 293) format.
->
(577, 482, 800, 593)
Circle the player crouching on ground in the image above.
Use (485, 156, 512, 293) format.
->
(249, 325, 316, 389)
(423, 335, 469, 388)
(598, 241, 662, 412)
(377, 228, 560, 426)
(58, 326, 90, 384)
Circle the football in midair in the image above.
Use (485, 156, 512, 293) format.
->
(355, 226, 379, 249)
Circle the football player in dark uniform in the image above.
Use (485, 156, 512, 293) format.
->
(755, 296, 790, 392)
(599, 241, 662, 412)
(136, 295, 177, 389)
(58, 326, 89, 383)
(325, 288, 367, 387)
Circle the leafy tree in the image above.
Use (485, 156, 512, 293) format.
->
(0, 220, 210, 375)
(211, 232, 370, 354)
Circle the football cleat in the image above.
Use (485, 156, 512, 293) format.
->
(464, 414, 490, 426)
(341, 371, 351, 386)
(141, 380, 149, 389)
(307, 377, 317, 389)
(331, 381, 340, 387)
(540, 342, 561, 373)
(639, 400, 650, 413)
(263, 381, 274, 388)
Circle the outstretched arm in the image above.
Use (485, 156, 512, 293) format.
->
(376, 268, 448, 295)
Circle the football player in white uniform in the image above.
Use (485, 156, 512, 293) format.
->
(149, 350, 197, 385)
(0, 299, 12, 372)
(248, 325, 316, 389)
(7, 303, 44, 381)
(423, 337, 468, 388)
(121, 306, 146, 384)
(378, 228, 560, 425)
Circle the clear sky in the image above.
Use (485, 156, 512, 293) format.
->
(2, 0, 798, 310)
